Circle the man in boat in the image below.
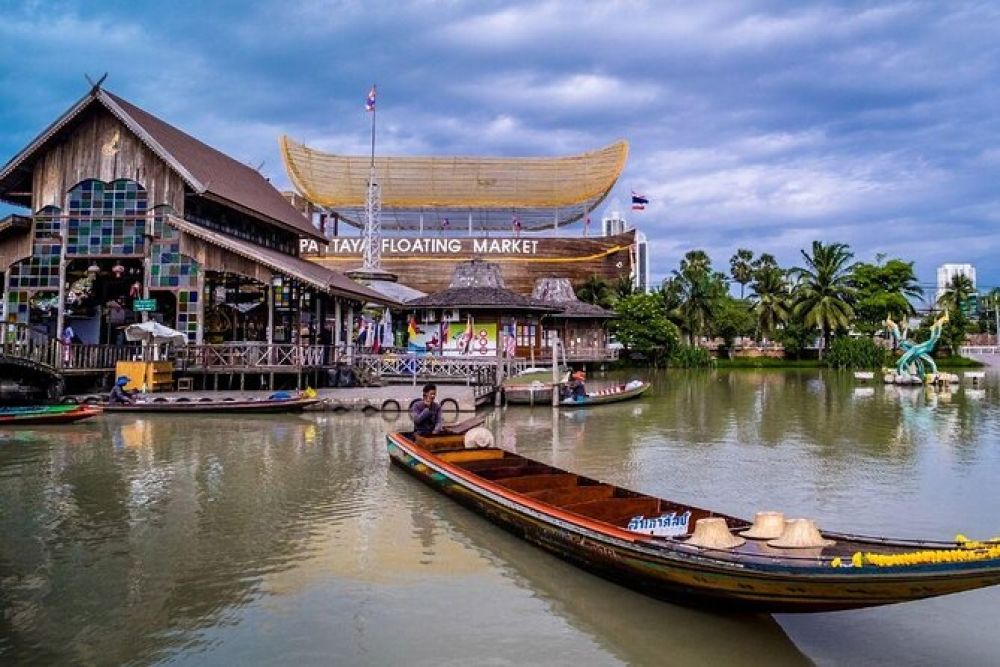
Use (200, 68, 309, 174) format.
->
(567, 370, 587, 401)
(410, 383, 444, 435)
(108, 375, 137, 405)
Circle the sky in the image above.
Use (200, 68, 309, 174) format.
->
(1, 0, 998, 301)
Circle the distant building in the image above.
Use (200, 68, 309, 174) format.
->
(936, 263, 976, 306)
(601, 207, 650, 292)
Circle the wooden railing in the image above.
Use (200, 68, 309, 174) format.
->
(354, 352, 529, 386)
(174, 343, 340, 371)
(1, 324, 59, 370)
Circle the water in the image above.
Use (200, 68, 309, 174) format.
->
(1, 370, 998, 666)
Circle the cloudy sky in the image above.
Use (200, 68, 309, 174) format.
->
(2, 0, 998, 298)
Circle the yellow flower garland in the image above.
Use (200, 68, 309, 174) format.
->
(829, 535, 1000, 568)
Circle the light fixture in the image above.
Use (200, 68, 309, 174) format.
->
(111, 263, 125, 278)
(87, 263, 100, 274)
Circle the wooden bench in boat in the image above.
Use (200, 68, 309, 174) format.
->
(496, 473, 579, 493)
(476, 464, 559, 480)
(438, 449, 505, 464)
(524, 484, 616, 506)
(561, 497, 661, 526)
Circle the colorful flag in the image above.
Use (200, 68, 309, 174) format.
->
(461, 315, 473, 354)
(512, 216, 522, 238)
(631, 191, 649, 211)
(365, 85, 376, 112)
(407, 314, 418, 338)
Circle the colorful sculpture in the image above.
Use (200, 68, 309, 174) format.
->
(884, 312, 948, 378)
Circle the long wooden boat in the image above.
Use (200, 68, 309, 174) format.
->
(0, 404, 101, 425)
(559, 381, 650, 407)
(103, 397, 321, 413)
(387, 432, 1000, 613)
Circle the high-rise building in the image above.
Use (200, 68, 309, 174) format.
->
(601, 207, 650, 292)
(936, 263, 976, 306)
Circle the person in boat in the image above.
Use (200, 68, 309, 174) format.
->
(108, 375, 137, 405)
(410, 383, 444, 435)
(566, 370, 587, 401)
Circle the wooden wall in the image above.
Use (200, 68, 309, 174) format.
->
(308, 231, 637, 295)
(32, 108, 186, 213)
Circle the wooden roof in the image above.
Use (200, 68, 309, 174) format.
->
(0, 86, 323, 241)
(280, 137, 628, 231)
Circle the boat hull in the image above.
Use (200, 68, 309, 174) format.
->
(387, 433, 1000, 613)
(0, 405, 100, 426)
(102, 398, 321, 413)
(560, 381, 650, 407)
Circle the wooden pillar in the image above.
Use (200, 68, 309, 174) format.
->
(55, 211, 68, 366)
(346, 304, 354, 359)
(494, 315, 504, 407)
(334, 298, 342, 359)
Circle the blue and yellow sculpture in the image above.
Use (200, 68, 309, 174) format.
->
(885, 312, 948, 379)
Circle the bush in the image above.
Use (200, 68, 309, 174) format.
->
(670, 345, 714, 368)
(824, 336, 888, 370)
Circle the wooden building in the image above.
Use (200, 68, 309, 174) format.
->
(0, 84, 393, 355)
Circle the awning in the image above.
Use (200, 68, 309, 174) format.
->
(166, 216, 398, 306)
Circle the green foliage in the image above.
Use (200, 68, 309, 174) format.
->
(613, 275, 636, 301)
(790, 241, 857, 356)
(850, 258, 922, 335)
(729, 248, 754, 299)
(709, 297, 755, 356)
(610, 292, 679, 365)
(576, 274, 614, 309)
(940, 309, 971, 355)
(774, 320, 815, 360)
(669, 250, 729, 345)
(937, 274, 975, 313)
(670, 344, 713, 368)
(824, 336, 888, 370)
(749, 262, 790, 340)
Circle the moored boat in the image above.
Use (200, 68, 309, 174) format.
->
(103, 397, 321, 413)
(0, 404, 101, 426)
(559, 380, 650, 407)
(387, 431, 1000, 613)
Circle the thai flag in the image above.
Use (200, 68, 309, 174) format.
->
(365, 85, 376, 112)
(631, 191, 648, 211)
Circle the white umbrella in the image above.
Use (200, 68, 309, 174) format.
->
(125, 321, 187, 345)
(381, 308, 394, 349)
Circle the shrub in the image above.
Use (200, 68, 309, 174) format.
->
(824, 336, 888, 370)
(670, 345, 714, 368)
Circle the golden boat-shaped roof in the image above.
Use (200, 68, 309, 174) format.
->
(279, 137, 628, 231)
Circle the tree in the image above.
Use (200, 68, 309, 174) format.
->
(576, 274, 613, 309)
(937, 274, 975, 314)
(709, 296, 755, 357)
(749, 263, 790, 341)
(610, 292, 680, 366)
(729, 248, 754, 299)
(790, 241, 857, 357)
(850, 258, 923, 336)
(613, 275, 637, 301)
(672, 250, 727, 345)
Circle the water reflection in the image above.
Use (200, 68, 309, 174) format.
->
(1, 370, 998, 665)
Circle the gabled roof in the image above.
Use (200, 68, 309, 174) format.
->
(167, 216, 396, 305)
(0, 86, 323, 241)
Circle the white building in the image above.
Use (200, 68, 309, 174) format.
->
(936, 263, 976, 305)
(601, 207, 651, 292)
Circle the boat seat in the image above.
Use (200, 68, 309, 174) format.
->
(524, 484, 615, 506)
(477, 464, 557, 480)
(561, 497, 661, 526)
(496, 473, 578, 493)
(438, 449, 506, 464)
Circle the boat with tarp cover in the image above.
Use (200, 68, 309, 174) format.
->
(0, 404, 101, 426)
(387, 431, 1000, 613)
(559, 381, 650, 407)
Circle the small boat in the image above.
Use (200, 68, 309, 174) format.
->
(0, 404, 101, 426)
(559, 380, 650, 407)
(103, 397, 322, 413)
(387, 432, 1000, 613)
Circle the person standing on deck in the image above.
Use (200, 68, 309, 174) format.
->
(410, 383, 444, 435)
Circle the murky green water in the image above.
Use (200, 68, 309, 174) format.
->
(2, 370, 998, 666)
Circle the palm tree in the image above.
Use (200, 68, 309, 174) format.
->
(937, 274, 975, 314)
(673, 250, 725, 345)
(576, 274, 613, 309)
(790, 241, 858, 357)
(729, 248, 754, 299)
(614, 275, 636, 301)
(749, 265, 790, 341)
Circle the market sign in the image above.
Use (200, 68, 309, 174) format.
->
(133, 298, 157, 312)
